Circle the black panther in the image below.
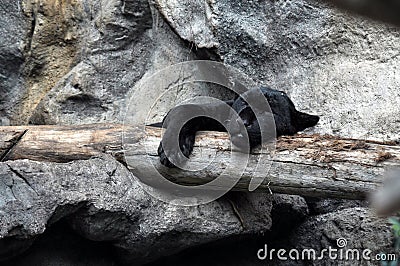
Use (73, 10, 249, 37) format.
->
(156, 86, 320, 168)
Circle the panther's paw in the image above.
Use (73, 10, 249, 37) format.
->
(158, 141, 194, 168)
(158, 143, 177, 168)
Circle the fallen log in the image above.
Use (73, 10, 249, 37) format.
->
(1, 124, 399, 199)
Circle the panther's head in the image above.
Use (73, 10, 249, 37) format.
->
(232, 86, 320, 137)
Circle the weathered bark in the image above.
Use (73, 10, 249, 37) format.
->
(0, 124, 128, 163)
(1, 124, 399, 199)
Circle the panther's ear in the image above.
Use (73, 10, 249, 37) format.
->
(239, 107, 256, 127)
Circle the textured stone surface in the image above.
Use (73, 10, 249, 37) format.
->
(306, 197, 368, 215)
(28, 1, 231, 125)
(28, 0, 154, 125)
(148, 208, 394, 266)
(156, 0, 400, 141)
(287, 208, 394, 266)
(269, 195, 309, 237)
(2, 0, 399, 139)
(0, 155, 272, 264)
(154, 0, 218, 48)
(0, 1, 29, 126)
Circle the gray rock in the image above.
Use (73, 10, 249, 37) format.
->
(29, 1, 232, 125)
(9, 0, 399, 139)
(142, 208, 394, 266)
(287, 208, 394, 266)
(270, 195, 309, 236)
(154, 0, 218, 48)
(306, 197, 368, 215)
(0, 155, 272, 264)
(157, 0, 400, 141)
(29, 0, 154, 125)
(0, 1, 29, 126)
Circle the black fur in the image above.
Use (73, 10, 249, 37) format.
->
(157, 86, 320, 168)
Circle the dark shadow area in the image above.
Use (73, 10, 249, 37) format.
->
(146, 234, 268, 266)
(0, 196, 311, 266)
(2, 221, 120, 266)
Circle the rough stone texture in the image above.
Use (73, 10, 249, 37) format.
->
(28, 0, 232, 125)
(0, 1, 29, 126)
(306, 197, 368, 215)
(3, 0, 399, 139)
(28, 0, 154, 125)
(147, 208, 394, 266)
(13, 0, 84, 124)
(154, 0, 218, 48)
(286, 208, 395, 266)
(0, 155, 272, 264)
(269, 195, 309, 237)
(157, 0, 400, 141)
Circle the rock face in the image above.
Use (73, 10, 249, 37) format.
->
(287, 208, 394, 266)
(0, 0, 399, 265)
(171, 0, 400, 141)
(0, 155, 272, 264)
(0, 1, 30, 126)
(27, 0, 154, 125)
(2, 0, 399, 140)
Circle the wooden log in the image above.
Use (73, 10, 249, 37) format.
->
(0, 124, 128, 163)
(1, 124, 399, 199)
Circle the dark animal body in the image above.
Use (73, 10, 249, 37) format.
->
(156, 87, 320, 168)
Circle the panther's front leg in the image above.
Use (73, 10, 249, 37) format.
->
(158, 121, 197, 168)
(157, 102, 234, 168)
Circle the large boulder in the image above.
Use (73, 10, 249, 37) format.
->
(0, 1, 30, 126)
(28, 0, 154, 125)
(286, 208, 394, 266)
(0, 155, 272, 264)
(4, 1, 399, 140)
(156, 0, 400, 141)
